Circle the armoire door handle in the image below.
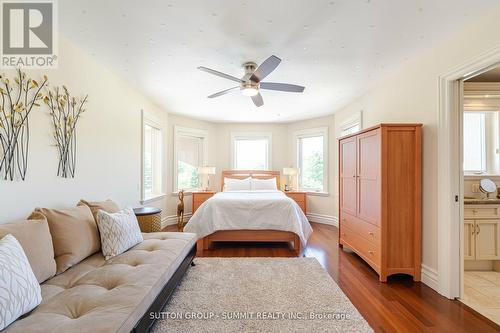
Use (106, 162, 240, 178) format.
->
(476, 225, 480, 235)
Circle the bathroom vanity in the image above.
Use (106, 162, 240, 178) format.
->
(464, 199, 500, 261)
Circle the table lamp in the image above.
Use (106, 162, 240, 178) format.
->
(283, 167, 298, 191)
(197, 166, 216, 191)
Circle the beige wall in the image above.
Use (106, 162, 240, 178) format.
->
(0, 38, 168, 222)
(332, 5, 500, 272)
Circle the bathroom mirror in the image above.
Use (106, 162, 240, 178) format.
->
(479, 178, 497, 195)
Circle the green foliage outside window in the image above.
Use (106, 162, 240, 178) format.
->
(178, 160, 198, 190)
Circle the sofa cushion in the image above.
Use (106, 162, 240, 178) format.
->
(0, 214, 56, 283)
(0, 234, 42, 330)
(30, 206, 100, 274)
(3, 232, 196, 333)
(78, 199, 120, 222)
(96, 208, 143, 260)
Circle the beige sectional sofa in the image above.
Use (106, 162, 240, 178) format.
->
(0, 201, 197, 333)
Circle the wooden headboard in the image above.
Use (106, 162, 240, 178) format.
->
(220, 170, 280, 191)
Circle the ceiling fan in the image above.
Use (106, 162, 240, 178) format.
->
(197, 55, 305, 107)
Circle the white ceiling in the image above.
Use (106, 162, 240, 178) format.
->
(60, 0, 497, 123)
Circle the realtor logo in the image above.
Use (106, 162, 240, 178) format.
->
(1, 0, 57, 68)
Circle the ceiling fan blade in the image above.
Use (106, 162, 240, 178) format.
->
(198, 66, 243, 83)
(250, 55, 281, 82)
(251, 93, 264, 107)
(207, 86, 239, 98)
(260, 82, 305, 93)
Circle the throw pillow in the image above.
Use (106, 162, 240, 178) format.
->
(77, 199, 120, 222)
(0, 215, 56, 283)
(29, 205, 100, 274)
(0, 234, 42, 330)
(96, 208, 143, 260)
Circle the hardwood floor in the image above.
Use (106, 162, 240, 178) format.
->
(165, 222, 500, 332)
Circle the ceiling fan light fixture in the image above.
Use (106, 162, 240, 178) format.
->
(241, 86, 259, 97)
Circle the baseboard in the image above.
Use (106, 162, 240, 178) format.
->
(307, 213, 338, 227)
(421, 264, 439, 292)
(161, 213, 193, 228)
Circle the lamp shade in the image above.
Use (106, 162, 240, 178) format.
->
(283, 167, 298, 176)
(197, 166, 216, 175)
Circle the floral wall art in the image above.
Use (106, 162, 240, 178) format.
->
(0, 70, 48, 181)
(44, 86, 88, 178)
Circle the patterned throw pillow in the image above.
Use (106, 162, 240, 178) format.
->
(96, 208, 144, 260)
(0, 234, 42, 330)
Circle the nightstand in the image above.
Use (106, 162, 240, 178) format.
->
(192, 191, 216, 213)
(285, 191, 307, 214)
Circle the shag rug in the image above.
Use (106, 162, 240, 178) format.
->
(151, 258, 372, 332)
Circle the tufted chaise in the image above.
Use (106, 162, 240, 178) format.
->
(4, 232, 197, 333)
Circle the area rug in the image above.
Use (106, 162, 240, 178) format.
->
(151, 258, 372, 332)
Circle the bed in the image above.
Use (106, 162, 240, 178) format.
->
(183, 170, 313, 255)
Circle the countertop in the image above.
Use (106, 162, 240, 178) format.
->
(464, 198, 500, 205)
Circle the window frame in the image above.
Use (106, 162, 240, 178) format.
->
(141, 110, 165, 204)
(230, 132, 272, 170)
(339, 110, 363, 137)
(294, 127, 329, 194)
(173, 126, 208, 193)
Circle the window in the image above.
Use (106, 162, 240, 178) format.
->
(295, 127, 328, 192)
(174, 126, 207, 192)
(339, 111, 363, 137)
(231, 132, 271, 170)
(341, 123, 360, 136)
(142, 112, 164, 202)
(463, 112, 487, 173)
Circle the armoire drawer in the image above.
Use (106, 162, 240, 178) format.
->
(341, 212, 381, 245)
(340, 226, 381, 268)
(464, 206, 500, 219)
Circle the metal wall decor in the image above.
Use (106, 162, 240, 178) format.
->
(44, 86, 88, 178)
(0, 69, 48, 181)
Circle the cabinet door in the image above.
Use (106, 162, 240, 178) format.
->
(340, 137, 357, 216)
(475, 220, 500, 260)
(464, 220, 475, 260)
(357, 129, 381, 226)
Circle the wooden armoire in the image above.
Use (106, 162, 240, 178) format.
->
(338, 124, 422, 282)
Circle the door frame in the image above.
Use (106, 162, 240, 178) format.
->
(438, 44, 500, 299)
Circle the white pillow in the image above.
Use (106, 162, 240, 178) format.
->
(0, 234, 42, 330)
(224, 177, 251, 191)
(96, 208, 143, 260)
(251, 178, 278, 191)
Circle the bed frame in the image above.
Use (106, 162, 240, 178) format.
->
(196, 170, 301, 256)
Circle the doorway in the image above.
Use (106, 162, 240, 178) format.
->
(459, 66, 500, 324)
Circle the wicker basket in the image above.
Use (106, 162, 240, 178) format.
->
(136, 212, 162, 233)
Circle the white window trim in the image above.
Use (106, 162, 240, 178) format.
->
(293, 127, 328, 194)
(173, 126, 208, 193)
(141, 110, 165, 203)
(339, 110, 363, 136)
(231, 131, 273, 170)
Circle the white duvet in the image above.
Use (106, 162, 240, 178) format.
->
(183, 190, 313, 246)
